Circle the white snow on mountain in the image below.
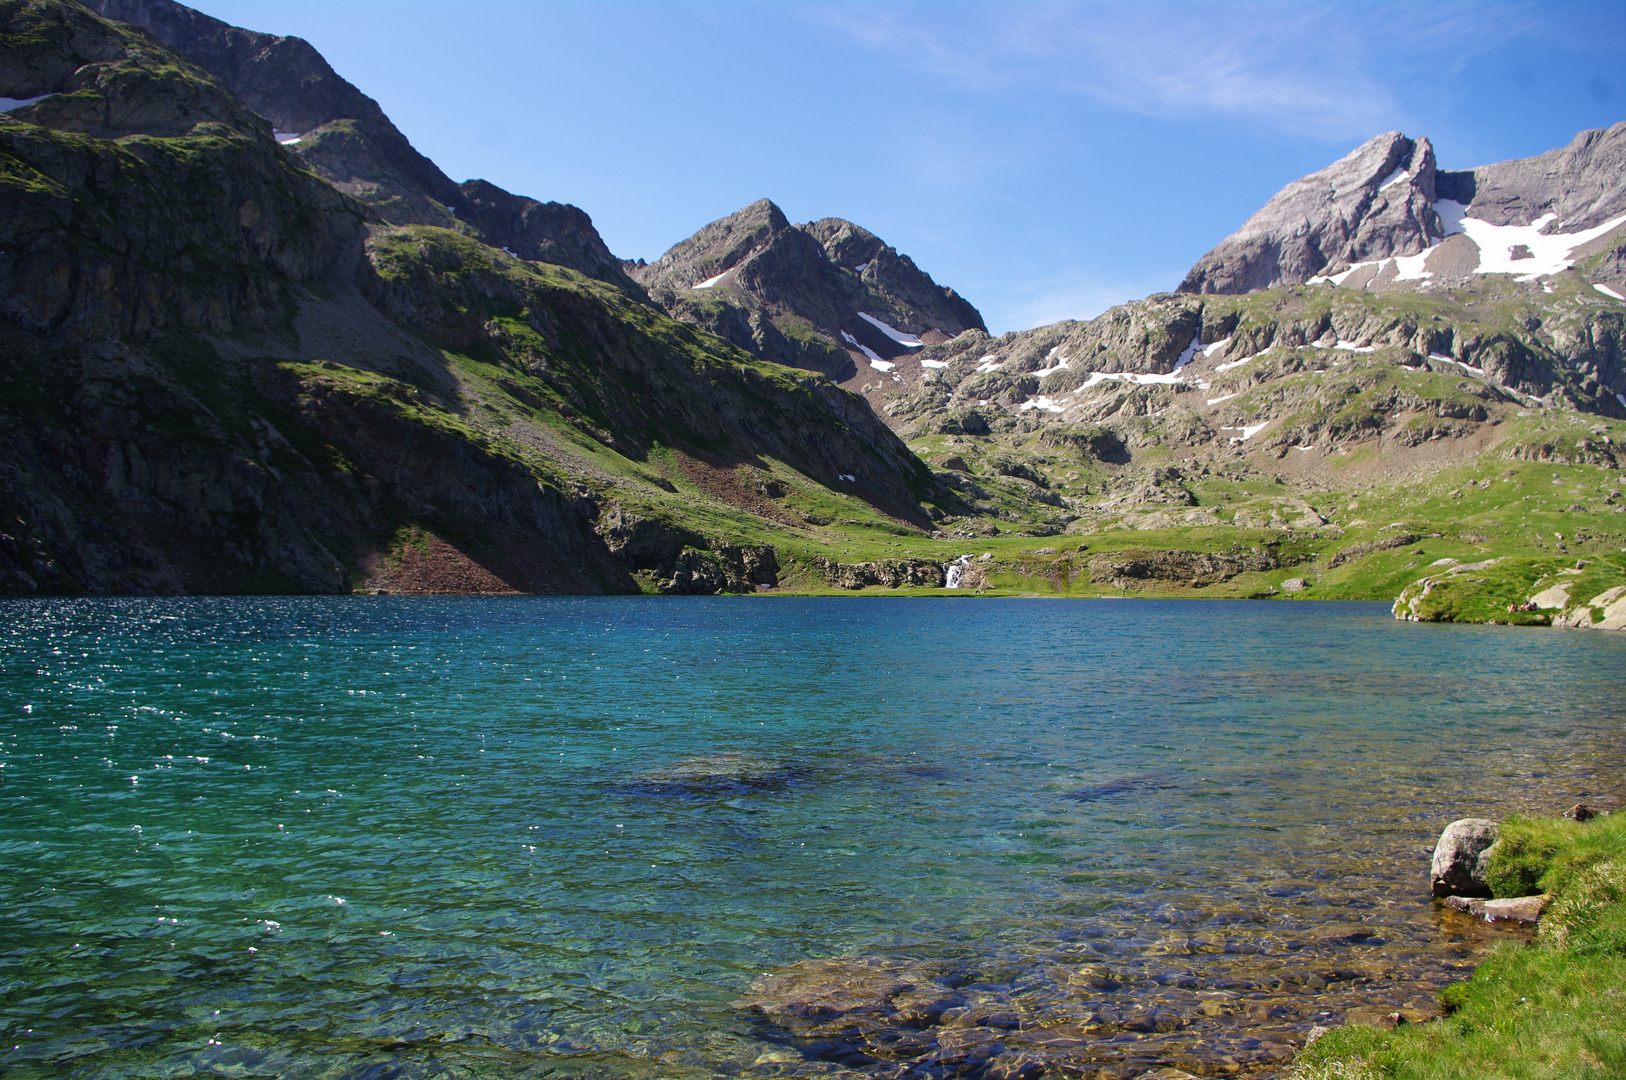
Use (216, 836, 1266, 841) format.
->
(273, 131, 304, 145)
(858, 312, 923, 347)
(1316, 200, 1626, 289)
(692, 269, 731, 289)
(1594, 283, 1625, 301)
(1377, 166, 1410, 191)
(1171, 334, 1201, 372)
(1031, 349, 1071, 379)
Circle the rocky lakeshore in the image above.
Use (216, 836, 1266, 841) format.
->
(1299, 807, 1626, 1078)
(717, 806, 1620, 1080)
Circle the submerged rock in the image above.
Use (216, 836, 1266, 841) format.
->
(730, 956, 962, 1038)
(1430, 818, 1499, 898)
(629, 753, 805, 794)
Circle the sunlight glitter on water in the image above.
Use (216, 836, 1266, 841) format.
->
(1, 597, 1623, 1079)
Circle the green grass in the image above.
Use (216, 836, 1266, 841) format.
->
(1293, 813, 1626, 1080)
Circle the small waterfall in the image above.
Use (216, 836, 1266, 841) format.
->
(944, 554, 971, 589)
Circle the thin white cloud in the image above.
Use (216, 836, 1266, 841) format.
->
(809, 1, 1538, 140)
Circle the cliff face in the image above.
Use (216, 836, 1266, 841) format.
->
(78, 0, 635, 287)
(1180, 125, 1626, 296)
(630, 199, 985, 381)
(0, 0, 940, 596)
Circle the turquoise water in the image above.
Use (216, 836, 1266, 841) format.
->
(2, 597, 1623, 1079)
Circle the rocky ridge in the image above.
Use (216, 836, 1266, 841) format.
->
(630, 198, 984, 381)
(0, 0, 952, 596)
(1181, 125, 1626, 296)
(80, 0, 634, 286)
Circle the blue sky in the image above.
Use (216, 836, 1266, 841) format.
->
(202, 1, 1625, 334)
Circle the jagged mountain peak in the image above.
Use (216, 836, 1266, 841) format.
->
(1182, 124, 1626, 298)
(632, 199, 792, 292)
(1180, 131, 1441, 294)
(629, 199, 985, 389)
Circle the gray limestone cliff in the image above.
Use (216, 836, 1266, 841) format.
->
(1181, 132, 1441, 294)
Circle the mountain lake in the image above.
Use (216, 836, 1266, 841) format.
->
(2, 596, 1623, 1079)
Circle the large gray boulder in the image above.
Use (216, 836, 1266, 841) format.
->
(1430, 818, 1499, 898)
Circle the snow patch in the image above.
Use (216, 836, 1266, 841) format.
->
(920, 358, 948, 369)
(1214, 354, 1257, 373)
(858, 312, 922, 347)
(841, 329, 892, 369)
(1171, 333, 1201, 372)
(1595, 283, 1626, 301)
(1019, 396, 1067, 414)
(0, 94, 55, 113)
(1231, 422, 1270, 441)
(975, 355, 1003, 374)
(1032, 355, 1071, 379)
(1427, 352, 1486, 377)
(1205, 393, 1237, 406)
(1435, 199, 1469, 236)
(854, 262, 869, 273)
(1331, 341, 1375, 353)
(273, 130, 304, 145)
(838, 474, 856, 482)
(692, 269, 731, 289)
(1457, 211, 1626, 280)
(1377, 166, 1410, 191)
(1203, 336, 1232, 358)
(1075, 370, 1187, 392)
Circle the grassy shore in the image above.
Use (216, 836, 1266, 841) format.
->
(1292, 812, 1626, 1079)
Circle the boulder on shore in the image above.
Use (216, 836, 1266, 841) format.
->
(1431, 818, 1499, 898)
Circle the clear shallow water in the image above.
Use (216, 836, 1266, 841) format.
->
(1, 597, 1622, 1080)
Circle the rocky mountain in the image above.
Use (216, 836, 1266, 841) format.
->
(841, 127, 1626, 557)
(4, 0, 1624, 606)
(629, 199, 984, 383)
(78, 0, 633, 286)
(0, 0, 945, 596)
(1182, 125, 1626, 296)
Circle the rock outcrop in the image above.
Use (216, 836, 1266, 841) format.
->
(1431, 818, 1499, 898)
(813, 556, 947, 589)
(80, 0, 632, 285)
(1181, 132, 1442, 294)
(1439, 122, 1626, 230)
(630, 199, 984, 380)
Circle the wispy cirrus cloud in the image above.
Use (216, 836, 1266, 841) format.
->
(806, 1, 1537, 141)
